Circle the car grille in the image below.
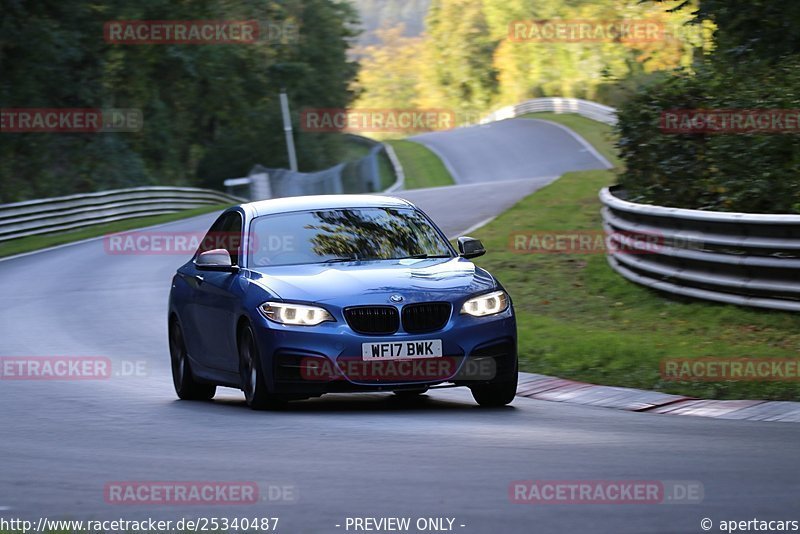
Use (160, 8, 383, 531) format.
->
(344, 306, 399, 335)
(401, 302, 452, 333)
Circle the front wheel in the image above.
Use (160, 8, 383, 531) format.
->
(169, 320, 216, 401)
(239, 324, 286, 410)
(470, 360, 518, 407)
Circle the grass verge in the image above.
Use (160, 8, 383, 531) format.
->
(0, 204, 229, 259)
(385, 139, 454, 190)
(340, 134, 373, 162)
(472, 114, 800, 400)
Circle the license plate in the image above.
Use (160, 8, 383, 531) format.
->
(362, 340, 443, 361)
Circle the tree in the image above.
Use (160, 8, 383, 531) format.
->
(0, 0, 361, 202)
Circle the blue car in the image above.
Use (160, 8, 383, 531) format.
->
(168, 195, 517, 409)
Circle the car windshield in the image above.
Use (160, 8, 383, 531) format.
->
(248, 207, 453, 267)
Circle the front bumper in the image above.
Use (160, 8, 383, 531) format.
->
(251, 308, 517, 396)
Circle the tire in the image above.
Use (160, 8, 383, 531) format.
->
(169, 320, 216, 401)
(470, 359, 518, 407)
(238, 323, 285, 410)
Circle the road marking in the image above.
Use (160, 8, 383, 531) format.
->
(453, 216, 497, 238)
(409, 137, 462, 183)
(0, 506, 11, 511)
(523, 117, 614, 169)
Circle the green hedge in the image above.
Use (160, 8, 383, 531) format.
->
(616, 57, 800, 214)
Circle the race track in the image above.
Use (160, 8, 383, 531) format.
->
(412, 118, 611, 183)
(1, 119, 797, 534)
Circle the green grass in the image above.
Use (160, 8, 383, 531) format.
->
(339, 135, 399, 191)
(473, 171, 800, 400)
(340, 136, 373, 162)
(470, 113, 800, 401)
(385, 139, 455, 190)
(0, 204, 229, 259)
(518, 112, 621, 167)
(377, 149, 397, 190)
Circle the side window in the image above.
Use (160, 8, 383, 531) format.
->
(223, 212, 244, 266)
(196, 212, 243, 266)
(196, 214, 228, 257)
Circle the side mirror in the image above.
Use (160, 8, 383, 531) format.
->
(195, 249, 239, 272)
(457, 236, 486, 259)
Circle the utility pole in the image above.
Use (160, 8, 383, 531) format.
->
(280, 89, 298, 172)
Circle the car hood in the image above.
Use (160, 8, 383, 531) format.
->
(247, 257, 497, 304)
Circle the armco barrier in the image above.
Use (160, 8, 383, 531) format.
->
(0, 186, 244, 242)
(481, 97, 617, 125)
(224, 135, 404, 201)
(484, 98, 798, 313)
(600, 186, 800, 312)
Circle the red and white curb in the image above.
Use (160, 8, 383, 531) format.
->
(516, 372, 800, 423)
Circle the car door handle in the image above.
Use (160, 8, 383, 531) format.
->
(194, 275, 204, 285)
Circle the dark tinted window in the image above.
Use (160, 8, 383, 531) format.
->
(196, 211, 243, 265)
(248, 207, 452, 267)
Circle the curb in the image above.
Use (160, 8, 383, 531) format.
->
(516, 372, 800, 423)
(382, 143, 405, 194)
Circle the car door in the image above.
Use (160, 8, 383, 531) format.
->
(184, 211, 244, 374)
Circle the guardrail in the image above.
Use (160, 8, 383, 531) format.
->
(0, 186, 245, 242)
(382, 144, 405, 194)
(481, 97, 617, 125)
(484, 98, 799, 312)
(224, 136, 404, 200)
(600, 186, 800, 312)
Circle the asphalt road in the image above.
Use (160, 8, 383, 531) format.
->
(396, 178, 559, 236)
(1, 120, 797, 534)
(411, 118, 611, 184)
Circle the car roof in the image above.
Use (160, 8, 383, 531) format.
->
(243, 194, 415, 217)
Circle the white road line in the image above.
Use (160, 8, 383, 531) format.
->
(408, 138, 462, 183)
(0, 505, 11, 511)
(452, 216, 497, 238)
(523, 117, 614, 169)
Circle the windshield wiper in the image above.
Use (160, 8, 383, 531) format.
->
(321, 256, 359, 263)
(402, 254, 452, 259)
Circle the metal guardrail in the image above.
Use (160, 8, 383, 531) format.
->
(224, 136, 404, 201)
(600, 186, 800, 312)
(481, 97, 617, 126)
(0, 186, 245, 242)
(482, 97, 799, 312)
(382, 144, 405, 194)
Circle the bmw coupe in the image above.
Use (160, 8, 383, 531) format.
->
(168, 195, 518, 409)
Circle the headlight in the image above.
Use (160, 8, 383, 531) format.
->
(460, 290, 509, 317)
(259, 302, 334, 326)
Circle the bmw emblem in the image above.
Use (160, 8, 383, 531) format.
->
(389, 294, 404, 303)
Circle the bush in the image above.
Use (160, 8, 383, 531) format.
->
(616, 56, 800, 214)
